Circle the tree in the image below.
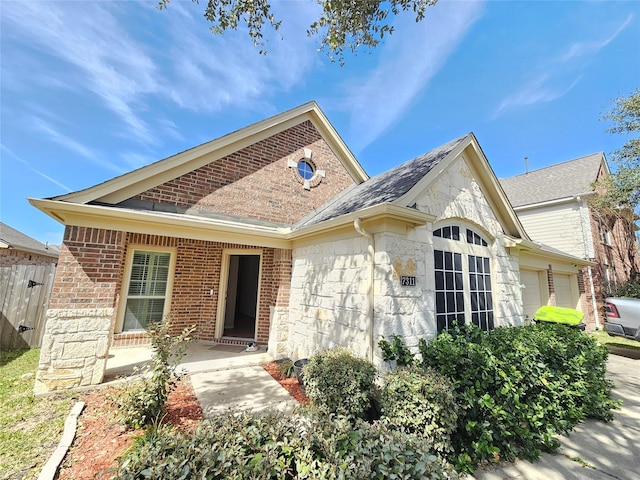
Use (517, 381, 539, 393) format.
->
(158, 0, 438, 62)
(598, 89, 640, 211)
(591, 89, 640, 281)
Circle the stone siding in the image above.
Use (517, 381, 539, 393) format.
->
(288, 236, 371, 361)
(34, 308, 113, 394)
(285, 155, 524, 368)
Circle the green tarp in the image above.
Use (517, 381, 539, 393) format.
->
(534, 306, 584, 326)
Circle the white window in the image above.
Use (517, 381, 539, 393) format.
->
(434, 225, 494, 333)
(122, 250, 173, 331)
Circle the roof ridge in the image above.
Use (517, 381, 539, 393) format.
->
(501, 151, 604, 180)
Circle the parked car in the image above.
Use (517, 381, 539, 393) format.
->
(604, 297, 640, 340)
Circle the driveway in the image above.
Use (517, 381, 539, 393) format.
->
(472, 353, 640, 480)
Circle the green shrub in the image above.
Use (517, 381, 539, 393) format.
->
(303, 347, 377, 420)
(380, 365, 458, 454)
(115, 409, 459, 479)
(119, 320, 196, 429)
(378, 334, 416, 366)
(418, 323, 620, 473)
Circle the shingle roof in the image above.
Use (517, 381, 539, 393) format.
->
(296, 134, 470, 227)
(499, 153, 605, 208)
(0, 222, 59, 257)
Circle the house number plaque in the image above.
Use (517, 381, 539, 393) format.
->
(400, 275, 416, 286)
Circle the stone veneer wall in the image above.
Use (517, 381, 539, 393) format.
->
(287, 236, 371, 362)
(285, 155, 524, 369)
(34, 308, 113, 394)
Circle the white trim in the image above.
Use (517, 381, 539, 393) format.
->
(215, 248, 263, 340)
(116, 245, 177, 333)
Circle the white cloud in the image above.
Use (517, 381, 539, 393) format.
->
(560, 14, 633, 62)
(160, 1, 319, 114)
(337, 0, 486, 153)
(492, 74, 583, 119)
(2, 1, 320, 146)
(493, 13, 633, 119)
(29, 117, 123, 173)
(2, 1, 159, 144)
(1, 143, 72, 192)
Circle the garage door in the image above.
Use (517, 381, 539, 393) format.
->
(521, 270, 543, 321)
(553, 274, 575, 309)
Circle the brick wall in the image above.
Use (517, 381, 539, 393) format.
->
(49, 226, 124, 310)
(50, 226, 291, 347)
(0, 250, 57, 267)
(135, 121, 357, 224)
(116, 233, 290, 346)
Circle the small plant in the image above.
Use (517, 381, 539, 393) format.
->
(303, 347, 377, 420)
(277, 359, 295, 378)
(378, 334, 416, 366)
(119, 318, 196, 429)
(380, 365, 458, 454)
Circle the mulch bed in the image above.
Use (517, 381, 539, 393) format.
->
(56, 361, 308, 479)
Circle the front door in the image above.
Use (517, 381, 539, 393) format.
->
(219, 252, 261, 340)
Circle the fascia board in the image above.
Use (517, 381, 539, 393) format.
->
(463, 139, 530, 240)
(505, 235, 594, 267)
(309, 107, 369, 183)
(54, 102, 368, 205)
(290, 203, 433, 242)
(513, 193, 595, 212)
(28, 198, 292, 249)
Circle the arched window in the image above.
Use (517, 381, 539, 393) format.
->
(433, 224, 494, 333)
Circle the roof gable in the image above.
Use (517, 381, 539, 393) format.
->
(499, 153, 607, 208)
(53, 102, 368, 206)
(299, 133, 528, 240)
(297, 134, 468, 227)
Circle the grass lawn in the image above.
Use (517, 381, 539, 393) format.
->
(0, 349, 75, 480)
(590, 329, 640, 350)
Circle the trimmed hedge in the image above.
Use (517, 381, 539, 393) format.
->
(418, 323, 620, 472)
(380, 365, 458, 454)
(115, 410, 459, 479)
(303, 347, 377, 420)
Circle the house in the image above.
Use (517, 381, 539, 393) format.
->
(500, 154, 640, 329)
(29, 102, 592, 393)
(0, 222, 59, 266)
(1, 222, 59, 350)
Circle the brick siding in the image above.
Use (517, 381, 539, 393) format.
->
(49, 226, 124, 310)
(135, 121, 357, 224)
(52, 227, 292, 347)
(0, 250, 57, 267)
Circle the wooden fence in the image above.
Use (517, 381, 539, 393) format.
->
(1, 264, 56, 350)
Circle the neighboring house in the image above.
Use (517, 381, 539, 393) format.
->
(0, 222, 59, 266)
(30, 102, 591, 393)
(500, 154, 640, 329)
(1, 222, 59, 350)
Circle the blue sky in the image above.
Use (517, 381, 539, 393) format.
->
(1, 0, 638, 245)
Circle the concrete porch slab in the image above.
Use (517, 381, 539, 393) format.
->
(104, 341, 296, 416)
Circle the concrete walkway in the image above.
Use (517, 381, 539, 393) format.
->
(105, 342, 297, 415)
(472, 353, 640, 480)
